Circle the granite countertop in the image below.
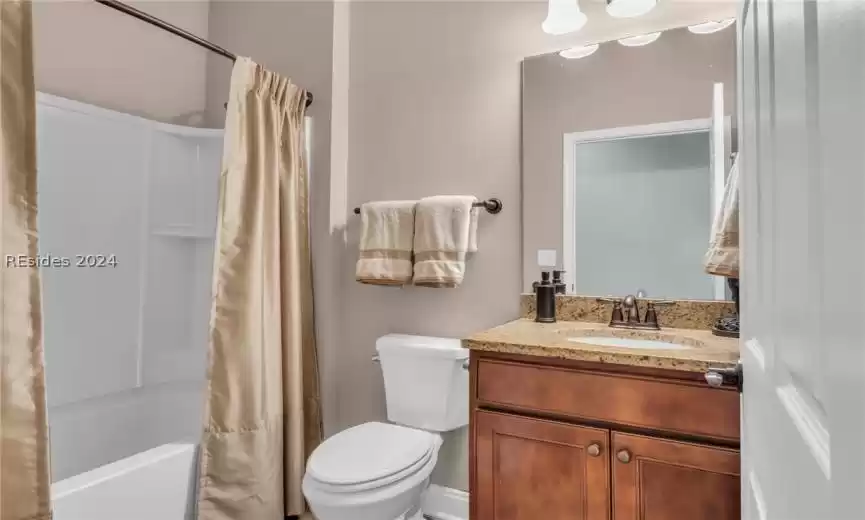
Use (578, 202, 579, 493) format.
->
(462, 319, 739, 373)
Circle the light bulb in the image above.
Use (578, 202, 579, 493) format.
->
(618, 31, 662, 47)
(559, 44, 600, 59)
(688, 18, 736, 34)
(606, 0, 657, 18)
(542, 0, 587, 35)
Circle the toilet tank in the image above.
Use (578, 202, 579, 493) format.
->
(376, 334, 469, 432)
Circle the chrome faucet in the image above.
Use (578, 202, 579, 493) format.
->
(598, 292, 671, 331)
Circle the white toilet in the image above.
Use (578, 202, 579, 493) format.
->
(302, 334, 469, 520)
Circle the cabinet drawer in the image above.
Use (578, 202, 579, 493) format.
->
(475, 358, 739, 442)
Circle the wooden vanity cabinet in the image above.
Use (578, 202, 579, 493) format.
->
(612, 432, 740, 520)
(475, 410, 611, 520)
(469, 352, 741, 520)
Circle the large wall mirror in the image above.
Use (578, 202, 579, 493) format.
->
(521, 24, 736, 300)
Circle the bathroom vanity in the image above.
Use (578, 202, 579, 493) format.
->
(464, 297, 740, 520)
(501, 21, 742, 518)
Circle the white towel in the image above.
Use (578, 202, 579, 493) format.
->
(356, 201, 417, 285)
(412, 196, 479, 288)
(704, 154, 740, 278)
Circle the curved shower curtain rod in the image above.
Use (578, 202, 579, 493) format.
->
(92, 0, 314, 108)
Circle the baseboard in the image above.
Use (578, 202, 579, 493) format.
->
(421, 484, 469, 520)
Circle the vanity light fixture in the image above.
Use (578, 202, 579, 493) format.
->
(687, 18, 736, 34)
(618, 31, 662, 47)
(606, 0, 657, 19)
(559, 44, 600, 59)
(542, 0, 587, 35)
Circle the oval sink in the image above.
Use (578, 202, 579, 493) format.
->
(568, 336, 693, 350)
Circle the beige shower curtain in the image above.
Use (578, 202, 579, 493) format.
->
(0, 1, 52, 519)
(196, 57, 322, 520)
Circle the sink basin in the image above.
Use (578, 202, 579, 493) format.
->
(567, 336, 693, 350)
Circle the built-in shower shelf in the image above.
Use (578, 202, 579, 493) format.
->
(151, 229, 213, 239)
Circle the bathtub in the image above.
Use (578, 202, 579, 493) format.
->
(53, 443, 198, 520)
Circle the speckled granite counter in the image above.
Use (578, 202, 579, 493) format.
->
(462, 319, 739, 373)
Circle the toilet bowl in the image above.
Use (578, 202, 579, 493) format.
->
(303, 422, 443, 520)
(303, 335, 469, 520)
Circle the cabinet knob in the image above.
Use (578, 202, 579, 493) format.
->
(617, 449, 632, 464)
(587, 443, 601, 457)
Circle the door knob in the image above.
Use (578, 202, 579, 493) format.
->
(617, 450, 631, 464)
(705, 360, 743, 392)
(587, 443, 601, 457)
(705, 371, 725, 387)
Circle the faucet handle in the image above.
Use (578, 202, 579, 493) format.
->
(610, 300, 625, 324)
(598, 297, 630, 326)
(643, 302, 660, 329)
(641, 300, 675, 330)
(597, 298, 626, 325)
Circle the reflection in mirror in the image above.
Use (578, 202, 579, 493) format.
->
(521, 24, 736, 300)
(568, 126, 717, 300)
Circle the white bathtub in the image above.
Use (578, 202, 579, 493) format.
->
(53, 443, 198, 520)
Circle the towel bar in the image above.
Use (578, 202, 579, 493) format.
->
(352, 198, 502, 215)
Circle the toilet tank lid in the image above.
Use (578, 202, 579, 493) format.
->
(376, 334, 468, 360)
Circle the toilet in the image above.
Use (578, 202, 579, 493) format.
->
(302, 334, 469, 520)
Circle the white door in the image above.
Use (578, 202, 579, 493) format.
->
(737, 0, 865, 518)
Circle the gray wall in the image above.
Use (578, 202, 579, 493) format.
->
(522, 26, 735, 291)
(34, 1, 210, 125)
(572, 132, 715, 300)
(344, 1, 532, 490)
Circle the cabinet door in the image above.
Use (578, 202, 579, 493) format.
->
(612, 432, 739, 520)
(474, 410, 610, 520)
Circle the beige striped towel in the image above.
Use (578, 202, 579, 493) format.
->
(705, 154, 740, 278)
(412, 195, 479, 288)
(356, 200, 417, 285)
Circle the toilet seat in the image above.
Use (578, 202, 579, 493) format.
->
(306, 422, 439, 493)
(302, 423, 443, 520)
(303, 444, 438, 506)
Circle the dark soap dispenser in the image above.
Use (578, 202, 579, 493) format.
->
(535, 270, 557, 323)
(552, 270, 567, 294)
